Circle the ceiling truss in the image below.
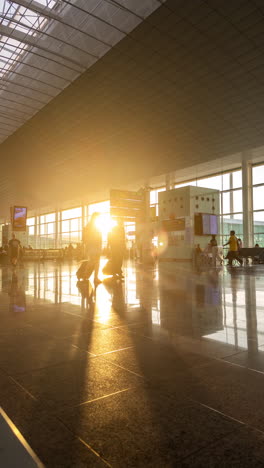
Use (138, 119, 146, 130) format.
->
(0, 0, 162, 143)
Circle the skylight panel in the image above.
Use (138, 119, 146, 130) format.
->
(1, 46, 20, 58)
(36, 0, 57, 8)
(2, 18, 35, 35)
(2, 37, 22, 48)
(0, 0, 5, 14)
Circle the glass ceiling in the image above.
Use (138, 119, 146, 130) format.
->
(0, 0, 163, 143)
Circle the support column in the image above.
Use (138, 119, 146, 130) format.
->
(142, 188, 153, 263)
(242, 155, 253, 247)
(55, 209, 59, 249)
(230, 172, 234, 218)
(165, 173, 174, 191)
(81, 205, 86, 232)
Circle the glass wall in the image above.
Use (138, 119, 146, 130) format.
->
(39, 212, 56, 249)
(13, 162, 264, 250)
(220, 170, 243, 248)
(150, 187, 166, 216)
(150, 169, 244, 247)
(253, 164, 264, 245)
(87, 200, 110, 219)
(176, 170, 243, 246)
(26, 217, 36, 248)
(60, 207, 82, 248)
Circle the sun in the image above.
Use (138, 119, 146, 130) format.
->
(95, 214, 117, 237)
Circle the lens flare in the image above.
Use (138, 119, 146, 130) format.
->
(95, 214, 117, 236)
(157, 231, 168, 255)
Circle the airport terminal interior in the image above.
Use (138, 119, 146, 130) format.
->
(1, 0, 264, 467)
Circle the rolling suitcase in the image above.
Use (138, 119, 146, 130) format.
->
(76, 260, 94, 280)
(102, 259, 114, 276)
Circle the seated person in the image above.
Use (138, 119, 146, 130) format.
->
(253, 244, 261, 264)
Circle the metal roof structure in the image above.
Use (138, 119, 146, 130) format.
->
(0, 0, 164, 143)
(1, 0, 264, 216)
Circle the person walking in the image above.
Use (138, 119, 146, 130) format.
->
(223, 230, 243, 266)
(108, 218, 126, 280)
(209, 235, 223, 266)
(8, 233, 21, 266)
(83, 213, 102, 286)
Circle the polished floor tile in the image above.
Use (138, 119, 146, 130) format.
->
(181, 426, 264, 468)
(1, 261, 264, 466)
(0, 375, 107, 468)
(59, 386, 241, 467)
(15, 357, 143, 410)
(100, 338, 215, 382)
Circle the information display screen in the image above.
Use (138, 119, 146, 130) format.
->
(202, 214, 218, 235)
(209, 214, 218, 235)
(202, 214, 211, 235)
(12, 206, 27, 231)
(194, 213, 218, 235)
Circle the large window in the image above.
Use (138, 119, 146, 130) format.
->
(26, 217, 36, 248)
(172, 170, 243, 246)
(87, 201, 110, 219)
(60, 207, 82, 248)
(39, 212, 56, 248)
(150, 187, 166, 216)
(21, 163, 264, 251)
(253, 164, 264, 245)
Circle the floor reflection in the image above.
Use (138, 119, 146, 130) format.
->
(1, 261, 264, 465)
(0, 261, 264, 355)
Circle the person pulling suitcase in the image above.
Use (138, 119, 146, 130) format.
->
(78, 212, 102, 286)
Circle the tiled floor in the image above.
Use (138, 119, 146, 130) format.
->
(1, 260, 264, 467)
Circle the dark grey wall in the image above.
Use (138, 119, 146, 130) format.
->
(1, 0, 264, 214)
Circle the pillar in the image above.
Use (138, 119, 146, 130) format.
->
(242, 155, 253, 247)
(55, 209, 59, 249)
(165, 173, 174, 191)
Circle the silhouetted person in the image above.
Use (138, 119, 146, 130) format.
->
(209, 235, 217, 248)
(83, 213, 102, 286)
(237, 238, 243, 254)
(108, 219, 126, 280)
(68, 243, 74, 260)
(253, 244, 261, 264)
(8, 233, 21, 266)
(209, 235, 222, 266)
(223, 230, 242, 266)
(0, 246, 8, 265)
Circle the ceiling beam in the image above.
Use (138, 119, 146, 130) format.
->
(0, 111, 26, 124)
(0, 86, 47, 104)
(0, 39, 83, 73)
(0, 24, 87, 69)
(0, 103, 32, 117)
(0, 66, 63, 91)
(0, 77, 54, 97)
(3, 16, 100, 60)
(11, 0, 113, 48)
(8, 0, 61, 21)
(60, 0, 126, 36)
(0, 121, 17, 130)
(0, 53, 71, 82)
(0, 95, 39, 110)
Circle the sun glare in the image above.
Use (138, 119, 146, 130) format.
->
(95, 214, 117, 236)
